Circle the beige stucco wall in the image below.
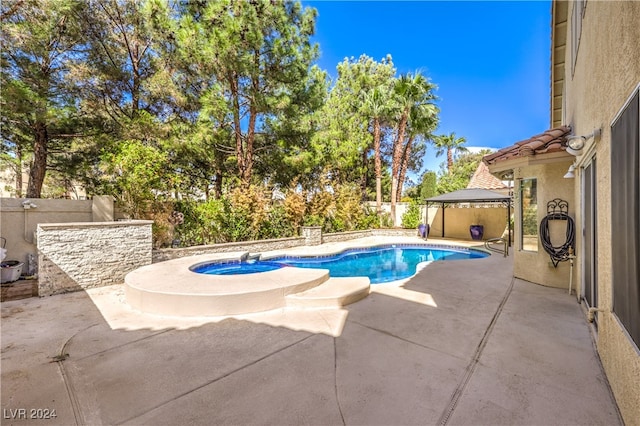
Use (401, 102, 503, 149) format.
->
(513, 161, 575, 288)
(428, 206, 509, 241)
(368, 202, 508, 240)
(0, 198, 114, 274)
(562, 1, 640, 424)
(1, 199, 93, 272)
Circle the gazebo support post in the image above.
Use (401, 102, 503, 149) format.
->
(441, 202, 445, 238)
(424, 202, 429, 240)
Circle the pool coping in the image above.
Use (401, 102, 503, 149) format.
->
(124, 238, 491, 317)
(260, 242, 488, 261)
(125, 251, 330, 316)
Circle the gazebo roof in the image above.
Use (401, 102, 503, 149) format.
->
(425, 188, 511, 204)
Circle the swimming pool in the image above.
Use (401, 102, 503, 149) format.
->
(193, 245, 488, 284)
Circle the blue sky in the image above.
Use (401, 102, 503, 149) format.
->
(305, 0, 552, 175)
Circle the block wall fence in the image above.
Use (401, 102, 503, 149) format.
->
(152, 228, 418, 262)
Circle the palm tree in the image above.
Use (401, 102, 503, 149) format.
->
(361, 86, 393, 215)
(434, 132, 468, 174)
(390, 72, 437, 225)
(396, 103, 438, 202)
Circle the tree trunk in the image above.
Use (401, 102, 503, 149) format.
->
(390, 176, 398, 226)
(26, 122, 48, 198)
(15, 145, 23, 198)
(397, 136, 414, 202)
(447, 147, 453, 174)
(229, 71, 247, 184)
(360, 148, 368, 200)
(243, 92, 257, 187)
(373, 118, 382, 214)
(214, 171, 223, 199)
(239, 52, 262, 187)
(390, 111, 409, 226)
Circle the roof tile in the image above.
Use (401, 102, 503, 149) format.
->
(483, 125, 572, 165)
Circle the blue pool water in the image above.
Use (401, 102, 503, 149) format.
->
(193, 245, 488, 284)
(192, 261, 283, 275)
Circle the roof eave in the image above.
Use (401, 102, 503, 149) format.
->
(550, 0, 568, 128)
(486, 151, 574, 176)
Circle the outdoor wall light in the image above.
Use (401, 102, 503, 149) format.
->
(565, 128, 602, 156)
(564, 163, 576, 179)
(567, 135, 586, 150)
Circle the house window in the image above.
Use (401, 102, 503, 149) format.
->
(571, 0, 585, 75)
(610, 87, 639, 348)
(520, 178, 538, 252)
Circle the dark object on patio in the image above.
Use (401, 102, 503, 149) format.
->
(417, 224, 430, 238)
(470, 225, 484, 240)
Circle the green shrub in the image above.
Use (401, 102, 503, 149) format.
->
(173, 200, 203, 246)
(195, 198, 226, 243)
(172, 182, 385, 248)
(259, 205, 296, 239)
(303, 214, 324, 227)
(357, 207, 381, 229)
(332, 183, 365, 231)
(401, 199, 422, 229)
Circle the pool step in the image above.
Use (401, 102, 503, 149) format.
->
(285, 277, 370, 309)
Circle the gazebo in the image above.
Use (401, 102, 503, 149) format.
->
(424, 188, 513, 245)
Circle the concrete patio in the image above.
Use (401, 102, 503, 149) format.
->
(1, 238, 622, 425)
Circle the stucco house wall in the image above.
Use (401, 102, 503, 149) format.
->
(560, 1, 640, 423)
(513, 161, 575, 289)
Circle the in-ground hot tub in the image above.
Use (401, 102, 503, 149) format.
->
(125, 252, 330, 317)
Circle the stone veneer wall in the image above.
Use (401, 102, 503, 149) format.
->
(37, 221, 153, 296)
(370, 229, 419, 238)
(322, 230, 377, 243)
(152, 236, 305, 263)
(153, 228, 422, 263)
(301, 226, 322, 246)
